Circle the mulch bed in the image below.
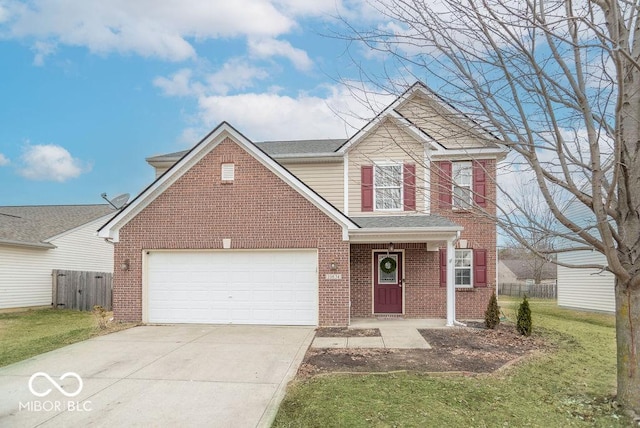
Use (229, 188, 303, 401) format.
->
(298, 323, 545, 378)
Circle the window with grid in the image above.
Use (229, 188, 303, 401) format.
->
(374, 164, 402, 210)
(455, 249, 473, 287)
(452, 161, 472, 209)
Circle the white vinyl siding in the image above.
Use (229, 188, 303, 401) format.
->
(348, 119, 426, 215)
(395, 92, 496, 149)
(557, 250, 615, 313)
(0, 216, 114, 310)
(556, 192, 614, 313)
(283, 161, 344, 210)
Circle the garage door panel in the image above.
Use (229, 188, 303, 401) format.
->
(147, 250, 318, 325)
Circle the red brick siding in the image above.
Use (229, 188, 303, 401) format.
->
(350, 244, 493, 319)
(113, 137, 350, 326)
(433, 158, 497, 318)
(349, 159, 498, 320)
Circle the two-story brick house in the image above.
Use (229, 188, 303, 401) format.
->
(98, 82, 507, 326)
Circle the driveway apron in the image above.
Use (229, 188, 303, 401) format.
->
(0, 325, 314, 428)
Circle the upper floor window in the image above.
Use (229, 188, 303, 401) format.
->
(361, 163, 415, 212)
(374, 164, 403, 210)
(437, 160, 487, 210)
(452, 161, 472, 209)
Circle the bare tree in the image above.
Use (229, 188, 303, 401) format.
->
(338, 0, 640, 414)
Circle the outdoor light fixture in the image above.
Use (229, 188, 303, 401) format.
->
(388, 242, 394, 252)
(330, 261, 338, 271)
(120, 259, 130, 271)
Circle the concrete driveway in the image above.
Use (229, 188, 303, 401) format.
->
(0, 325, 314, 427)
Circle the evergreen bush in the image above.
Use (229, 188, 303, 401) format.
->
(516, 295, 532, 336)
(484, 292, 500, 329)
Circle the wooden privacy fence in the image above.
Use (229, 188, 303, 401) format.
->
(498, 282, 557, 299)
(52, 269, 113, 311)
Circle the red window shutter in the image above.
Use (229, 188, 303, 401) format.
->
(439, 248, 447, 287)
(438, 161, 452, 208)
(403, 163, 416, 211)
(473, 160, 487, 207)
(474, 249, 487, 287)
(361, 165, 374, 212)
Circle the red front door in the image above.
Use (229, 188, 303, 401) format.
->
(373, 252, 403, 313)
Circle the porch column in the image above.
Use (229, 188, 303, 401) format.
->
(446, 238, 456, 326)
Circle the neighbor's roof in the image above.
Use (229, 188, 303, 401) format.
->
(501, 259, 557, 280)
(0, 204, 114, 249)
(351, 215, 461, 229)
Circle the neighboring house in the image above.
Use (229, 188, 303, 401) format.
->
(556, 195, 615, 313)
(98, 82, 508, 326)
(498, 259, 557, 285)
(0, 205, 115, 310)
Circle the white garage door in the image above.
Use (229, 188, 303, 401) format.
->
(146, 250, 318, 325)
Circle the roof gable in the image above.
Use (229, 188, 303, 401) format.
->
(99, 122, 358, 241)
(338, 81, 507, 158)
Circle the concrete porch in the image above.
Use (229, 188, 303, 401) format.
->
(311, 318, 449, 350)
(349, 317, 448, 329)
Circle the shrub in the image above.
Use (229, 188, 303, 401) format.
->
(516, 295, 532, 336)
(484, 292, 501, 329)
(93, 305, 109, 330)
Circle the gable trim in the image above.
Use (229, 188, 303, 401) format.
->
(98, 122, 358, 242)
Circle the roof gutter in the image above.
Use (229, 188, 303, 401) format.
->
(0, 239, 56, 249)
(348, 226, 463, 243)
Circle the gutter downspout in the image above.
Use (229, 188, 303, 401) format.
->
(446, 231, 461, 327)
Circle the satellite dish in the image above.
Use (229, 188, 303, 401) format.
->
(101, 193, 130, 210)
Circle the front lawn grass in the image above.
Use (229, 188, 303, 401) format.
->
(274, 298, 628, 427)
(0, 308, 121, 367)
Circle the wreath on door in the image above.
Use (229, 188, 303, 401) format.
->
(379, 256, 397, 274)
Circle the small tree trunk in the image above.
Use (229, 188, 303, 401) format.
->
(615, 278, 640, 414)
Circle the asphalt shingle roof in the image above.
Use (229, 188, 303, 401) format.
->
(501, 259, 557, 280)
(146, 139, 345, 163)
(351, 215, 461, 229)
(0, 205, 114, 247)
(255, 139, 345, 155)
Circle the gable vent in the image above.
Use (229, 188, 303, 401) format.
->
(221, 163, 235, 181)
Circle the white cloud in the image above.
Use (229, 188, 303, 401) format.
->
(194, 84, 393, 141)
(19, 144, 89, 182)
(154, 60, 269, 98)
(0, 3, 9, 23)
(153, 68, 200, 97)
(206, 59, 269, 95)
(248, 38, 313, 71)
(0, 153, 9, 166)
(2, 0, 295, 62)
(31, 40, 56, 66)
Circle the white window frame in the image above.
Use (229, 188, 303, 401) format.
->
(373, 162, 403, 211)
(454, 249, 473, 288)
(452, 161, 472, 210)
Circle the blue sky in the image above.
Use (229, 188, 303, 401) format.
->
(0, 1, 391, 206)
